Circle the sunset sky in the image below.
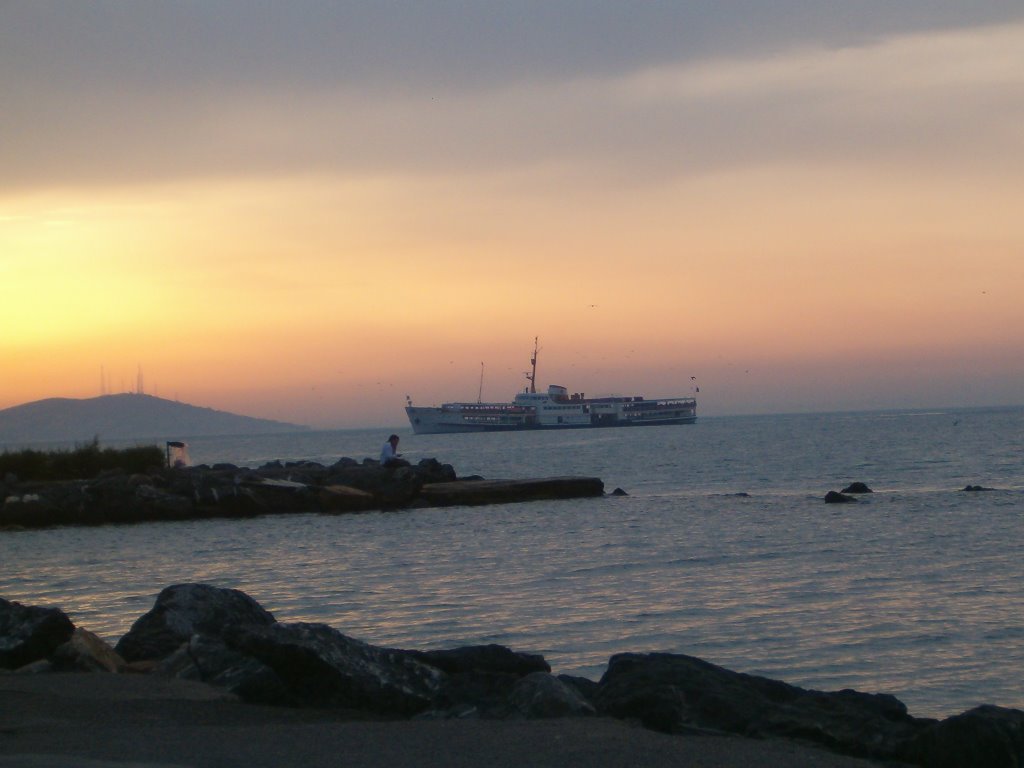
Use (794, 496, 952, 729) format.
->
(3, 2, 1022, 428)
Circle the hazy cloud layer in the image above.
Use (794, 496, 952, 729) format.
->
(3, 2, 1023, 190)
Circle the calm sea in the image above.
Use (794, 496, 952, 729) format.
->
(3, 407, 1022, 719)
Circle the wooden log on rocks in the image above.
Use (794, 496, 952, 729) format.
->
(417, 477, 604, 507)
(318, 484, 377, 513)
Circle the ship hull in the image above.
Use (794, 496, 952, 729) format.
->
(406, 403, 696, 435)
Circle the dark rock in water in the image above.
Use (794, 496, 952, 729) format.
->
(962, 484, 994, 492)
(223, 621, 444, 714)
(610, 487, 628, 496)
(509, 671, 596, 718)
(114, 583, 277, 662)
(594, 652, 924, 760)
(911, 704, 1024, 768)
(841, 482, 873, 494)
(824, 490, 858, 503)
(415, 457, 457, 483)
(0, 597, 75, 669)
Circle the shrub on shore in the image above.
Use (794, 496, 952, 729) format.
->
(0, 438, 164, 481)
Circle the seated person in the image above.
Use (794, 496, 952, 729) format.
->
(380, 434, 406, 467)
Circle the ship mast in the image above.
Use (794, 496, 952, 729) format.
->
(525, 336, 539, 394)
(477, 362, 484, 403)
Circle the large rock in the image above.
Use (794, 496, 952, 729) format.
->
(0, 597, 75, 669)
(910, 705, 1024, 768)
(152, 617, 555, 717)
(154, 633, 289, 704)
(411, 644, 553, 718)
(412, 458, 457, 484)
(223, 621, 445, 714)
(594, 652, 925, 761)
(114, 583, 277, 662)
(50, 627, 125, 672)
(509, 671, 597, 718)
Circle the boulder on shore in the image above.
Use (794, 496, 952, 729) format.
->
(114, 583, 276, 662)
(594, 652, 926, 762)
(222, 621, 445, 714)
(0, 597, 75, 670)
(6, 584, 1024, 767)
(910, 704, 1024, 768)
(51, 627, 126, 673)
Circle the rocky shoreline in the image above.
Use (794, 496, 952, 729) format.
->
(0, 457, 605, 529)
(2, 584, 1022, 767)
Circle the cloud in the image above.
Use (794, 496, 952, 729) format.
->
(2, 1, 1022, 196)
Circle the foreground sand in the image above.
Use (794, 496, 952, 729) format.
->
(0, 674, 898, 768)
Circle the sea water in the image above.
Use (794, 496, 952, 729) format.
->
(2, 407, 1022, 719)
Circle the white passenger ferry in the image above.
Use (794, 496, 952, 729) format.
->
(405, 339, 697, 434)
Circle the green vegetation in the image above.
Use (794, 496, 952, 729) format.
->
(0, 438, 165, 481)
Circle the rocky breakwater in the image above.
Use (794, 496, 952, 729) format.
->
(0, 457, 604, 529)
(3, 585, 1024, 767)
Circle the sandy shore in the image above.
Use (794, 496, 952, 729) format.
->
(0, 673, 897, 768)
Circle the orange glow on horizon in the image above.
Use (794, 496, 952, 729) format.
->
(4, 20, 1023, 427)
(3, 162, 1022, 427)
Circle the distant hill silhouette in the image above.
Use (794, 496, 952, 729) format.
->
(0, 394, 309, 445)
